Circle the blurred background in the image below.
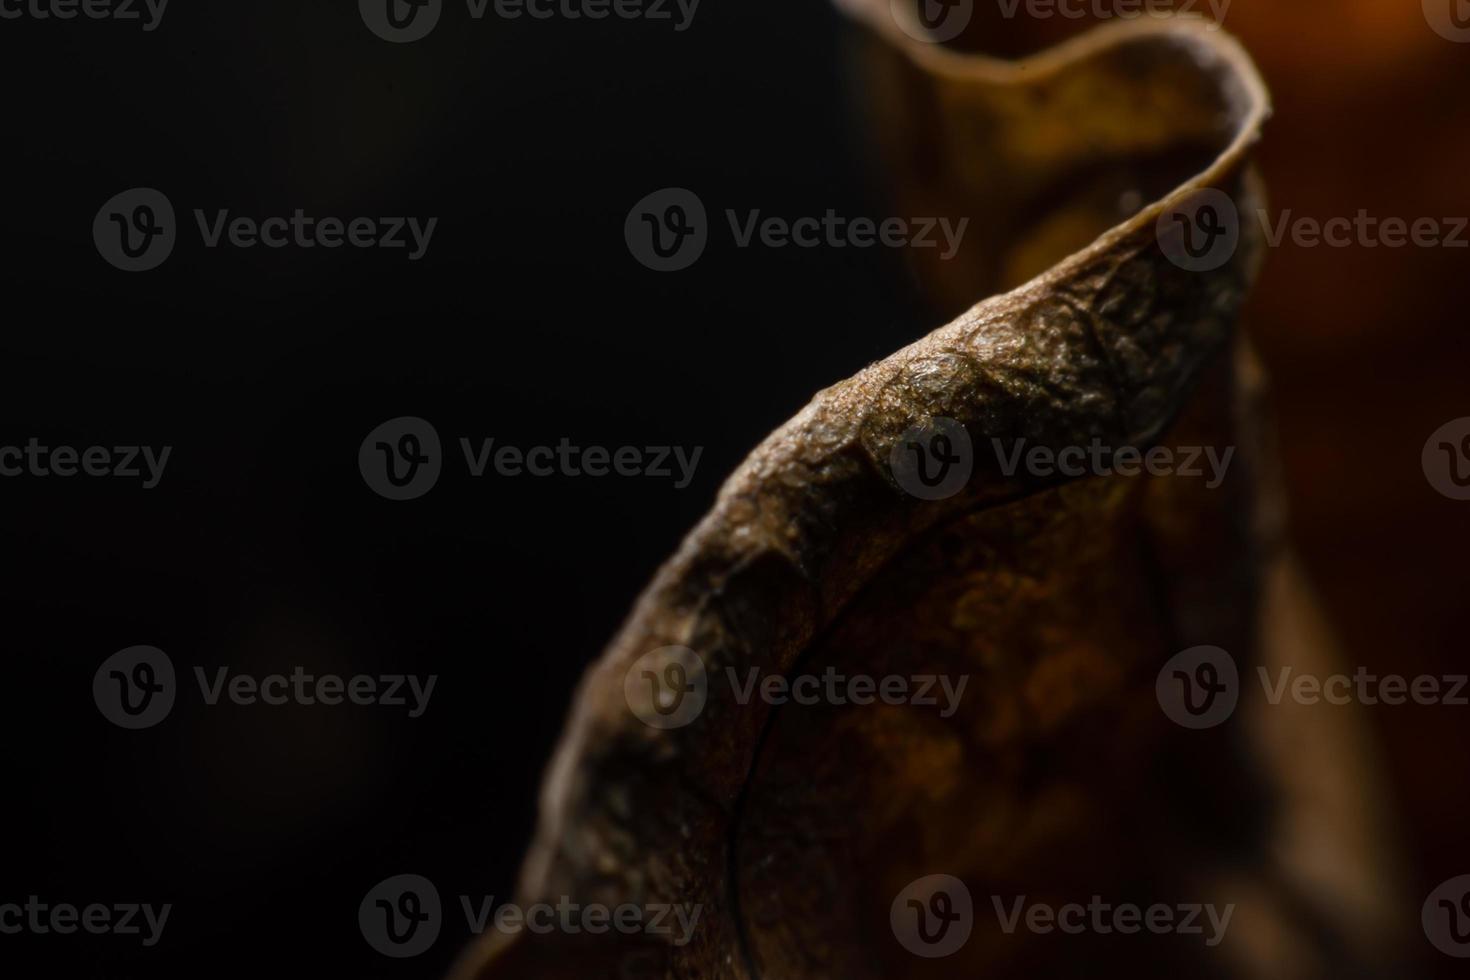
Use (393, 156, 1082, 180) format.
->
(0, 0, 1465, 977)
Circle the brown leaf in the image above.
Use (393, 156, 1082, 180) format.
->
(452, 10, 1407, 979)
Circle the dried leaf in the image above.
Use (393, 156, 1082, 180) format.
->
(452, 10, 1406, 979)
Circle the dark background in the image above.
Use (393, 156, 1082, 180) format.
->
(1, 1, 1466, 977)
